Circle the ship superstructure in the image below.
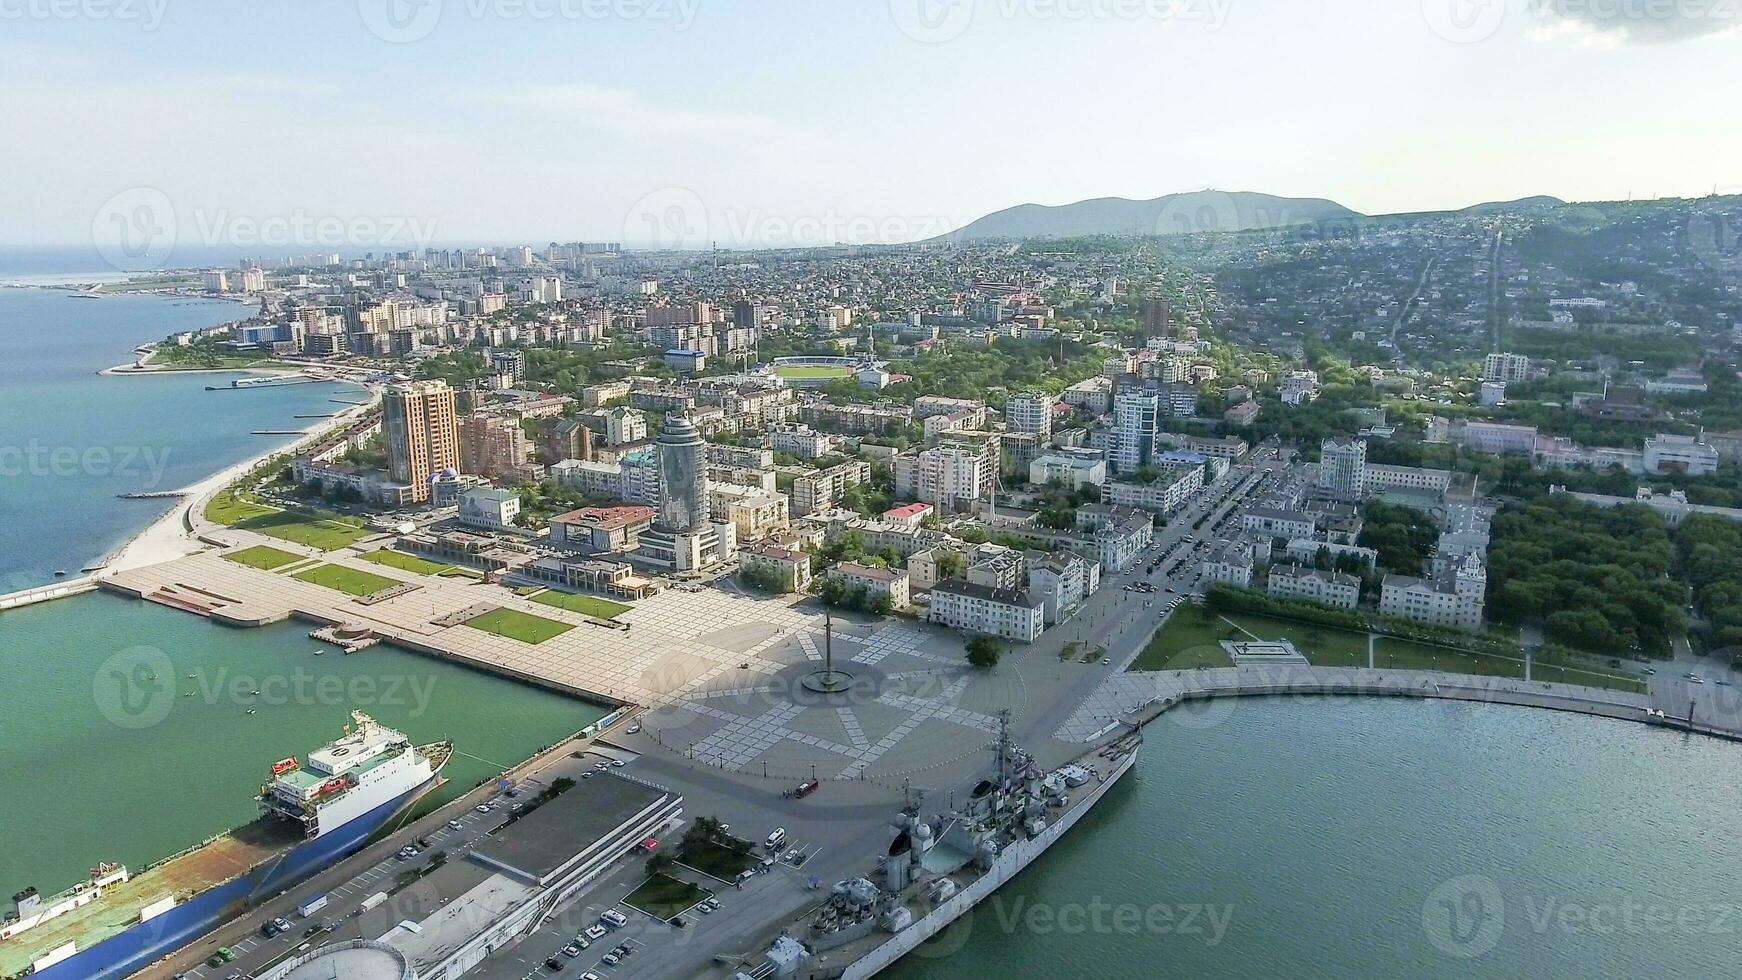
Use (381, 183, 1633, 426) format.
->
(1, 714, 448, 980)
(789, 722, 1142, 979)
(262, 711, 443, 839)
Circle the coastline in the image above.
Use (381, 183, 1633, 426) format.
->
(94, 383, 378, 577)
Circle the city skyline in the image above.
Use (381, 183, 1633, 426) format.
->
(4, 0, 1740, 252)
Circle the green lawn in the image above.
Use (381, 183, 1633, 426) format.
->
(237, 510, 368, 550)
(291, 563, 401, 597)
(362, 550, 453, 576)
(528, 590, 632, 619)
(1128, 603, 1646, 693)
(205, 489, 277, 526)
(1373, 636, 1524, 679)
(623, 873, 711, 921)
(1129, 606, 1236, 671)
(463, 607, 575, 644)
(774, 365, 852, 379)
(222, 544, 304, 571)
(675, 840, 754, 881)
(1228, 613, 1371, 667)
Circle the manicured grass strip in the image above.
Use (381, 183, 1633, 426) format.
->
(676, 840, 754, 882)
(223, 544, 304, 571)
(1230, 613, 1370, 668)
(529, 590, 632, 619)
(291, 563, 401, 597)
(438, 566, 484, 579)
(463, 607, 575, 644)
(237, 510, 368, 550)
(206, 489, 277, 526)
(774, 366, 852, 378)
(1529, 662, 1648, 694)
(362, 549, 452, 576)
(1129, 606, 1235, 671)
(623, 873, 711, 921)
(1373, 636, 1523, 679)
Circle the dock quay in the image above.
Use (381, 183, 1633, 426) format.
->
(0, 576, 99, 612)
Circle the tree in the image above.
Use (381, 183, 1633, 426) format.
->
(965, 635, 1003, 669)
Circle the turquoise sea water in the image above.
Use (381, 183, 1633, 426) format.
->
(0, 288, 363, 591)
(0, 592, 604, 895)
(0, 288, 605, 898)
(889, 697, 1742, 978)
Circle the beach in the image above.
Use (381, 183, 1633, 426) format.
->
(96, 384, 380, 576)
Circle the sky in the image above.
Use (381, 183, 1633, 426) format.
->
(2, 0, 1740, 257)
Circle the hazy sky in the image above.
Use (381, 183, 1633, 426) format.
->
(3, 0, 1739, 253)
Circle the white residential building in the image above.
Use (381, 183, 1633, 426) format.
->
(1265, 563, 1360, 610)
(1029, 451, 1107, 490)
(1027, 551, 1101, 625)
(1644, 434, 1720, 476)
(1317, 437, 1367, 502)
(1483, 352, 1531, 384)
(1004, 391, 1054, 438)
(1380, 555, 1486, 630)
(1110, 390, 1159, 475)
(927, 580, 1045, 643)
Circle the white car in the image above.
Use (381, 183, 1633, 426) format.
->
(584, 924, 606, 941)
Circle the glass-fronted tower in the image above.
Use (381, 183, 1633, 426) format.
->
(656, 413, 706, 532)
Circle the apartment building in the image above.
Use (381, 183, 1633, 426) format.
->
(927, 580, 1045, 643)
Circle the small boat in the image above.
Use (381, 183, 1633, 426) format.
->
(249, 689, 262, 697)
(246, 709, 257, 715)
(53, 570, 67, 577)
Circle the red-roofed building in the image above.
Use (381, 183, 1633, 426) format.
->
(882, 502, 935, 529)
(550, 505, 656, 553)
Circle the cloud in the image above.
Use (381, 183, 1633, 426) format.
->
(1525, 0, 1742, 45)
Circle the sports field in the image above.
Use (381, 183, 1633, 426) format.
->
(463, 607, 575, 644)
(774, 365, 852, 379)
(291, 563, 401, 596)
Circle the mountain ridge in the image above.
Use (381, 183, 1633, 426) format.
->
(931, 190, 1570, 242)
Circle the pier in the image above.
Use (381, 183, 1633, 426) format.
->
(0, 576, 99, 612)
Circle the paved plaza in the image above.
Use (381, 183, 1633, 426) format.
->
(105, 527, 1037, 783)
